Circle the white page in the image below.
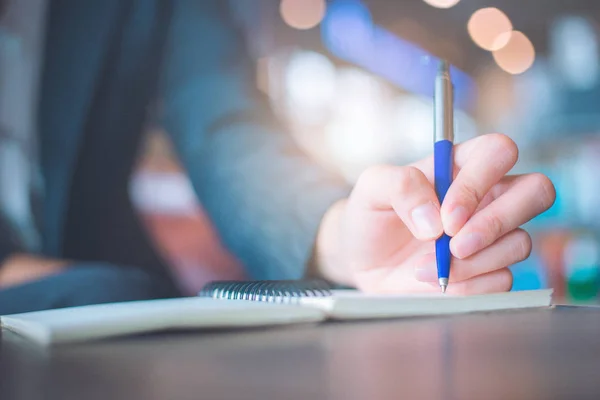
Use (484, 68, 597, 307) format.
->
(300, 289, 554, 319)
(1, 297, 326, 346)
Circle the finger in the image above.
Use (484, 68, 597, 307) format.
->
(444, 268, 513, 295)
(440, 133, 519, 236)
(472, 174, 521, 214)
(473, 174, 537, 216)
(352, 165, 443, 240)
(414, 228, 532, 283)
(355, 262, 513, 295)
(409, 134, 519, 235)
(450, 173, 555, 259)
(411, 133, 510, 182)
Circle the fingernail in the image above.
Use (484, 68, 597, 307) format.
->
(411, 202, 442, 238)
(444, 206, 469, 236)
(414, 259, 438, 282)
(451, 232, 484, 259)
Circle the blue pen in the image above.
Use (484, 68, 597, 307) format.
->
(434, 60, 454, 293)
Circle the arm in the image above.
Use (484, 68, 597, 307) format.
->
(0, 214, 65, 288)
(160, 1, 350, 280)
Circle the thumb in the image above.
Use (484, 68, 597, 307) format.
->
(351, 165, 443, 241)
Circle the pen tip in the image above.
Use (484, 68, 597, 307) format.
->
(441, 285, 447, 294)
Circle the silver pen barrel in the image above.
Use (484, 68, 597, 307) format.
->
(434, 60, 454, 143)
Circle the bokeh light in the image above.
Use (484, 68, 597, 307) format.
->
(326, 68, 390, 178)
(394, 96, 434, 161)
(550, 16, 599, 90)
(468, 8, 513, 51)
(284, 51, 337, 125)
(492, 31, 536, 75)
(280, 0, 327, 30)
(393, 96, 478, 162)
(423, 0, 461, 9)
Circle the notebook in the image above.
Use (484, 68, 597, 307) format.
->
(199, 280, 554, 319)
(1, 280, 553, 346)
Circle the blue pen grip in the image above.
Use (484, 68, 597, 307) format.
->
(434, 140, 453, 280)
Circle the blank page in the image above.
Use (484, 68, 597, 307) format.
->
(1, 297, 326, 345)
(300, 289, 554, 319)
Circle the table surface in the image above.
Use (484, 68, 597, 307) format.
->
(1, 305, 600, 400)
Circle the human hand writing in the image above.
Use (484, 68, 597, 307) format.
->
(316, 133, 556, 295)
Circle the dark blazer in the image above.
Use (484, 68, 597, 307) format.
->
(33, 0, 349, 282)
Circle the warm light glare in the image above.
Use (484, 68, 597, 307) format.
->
(326, 68, 390, 178)
(284, 51, 337, 125)
(468, 8, 513, 51)
(280, 0, 326, 30)
(493, 31, 535, 75)
(423, 0, 461, 9)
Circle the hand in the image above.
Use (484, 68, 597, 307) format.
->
(315, 134, 556, 295)
(0, 253, 67, 289)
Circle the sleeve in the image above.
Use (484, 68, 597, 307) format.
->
(160, 0, 350, 280)
(0, 215, 21, 265)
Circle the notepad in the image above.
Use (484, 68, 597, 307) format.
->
(0, 298, 325, 346)
(0, 286, 553, 346)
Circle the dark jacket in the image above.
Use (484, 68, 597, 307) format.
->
(14, 0, 348, 281)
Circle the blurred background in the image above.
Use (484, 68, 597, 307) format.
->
(133, 0, 600, 303)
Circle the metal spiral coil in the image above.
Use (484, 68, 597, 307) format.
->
(199, 280, 333, 303)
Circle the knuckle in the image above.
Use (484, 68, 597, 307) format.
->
(355, 165, 426, 207)
(355, 164, 393, 196)
(357, 164, 390, 186)
(482, 213, 505, 239)
(392, 166, 422, 195)
(459, 180, 485, 207)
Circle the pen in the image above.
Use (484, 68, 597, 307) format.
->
(434, 60, 454, 293)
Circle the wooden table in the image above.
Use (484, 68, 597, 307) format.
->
(1, 306, 600, 400)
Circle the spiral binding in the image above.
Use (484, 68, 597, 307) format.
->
(198, 280, 333, 304)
